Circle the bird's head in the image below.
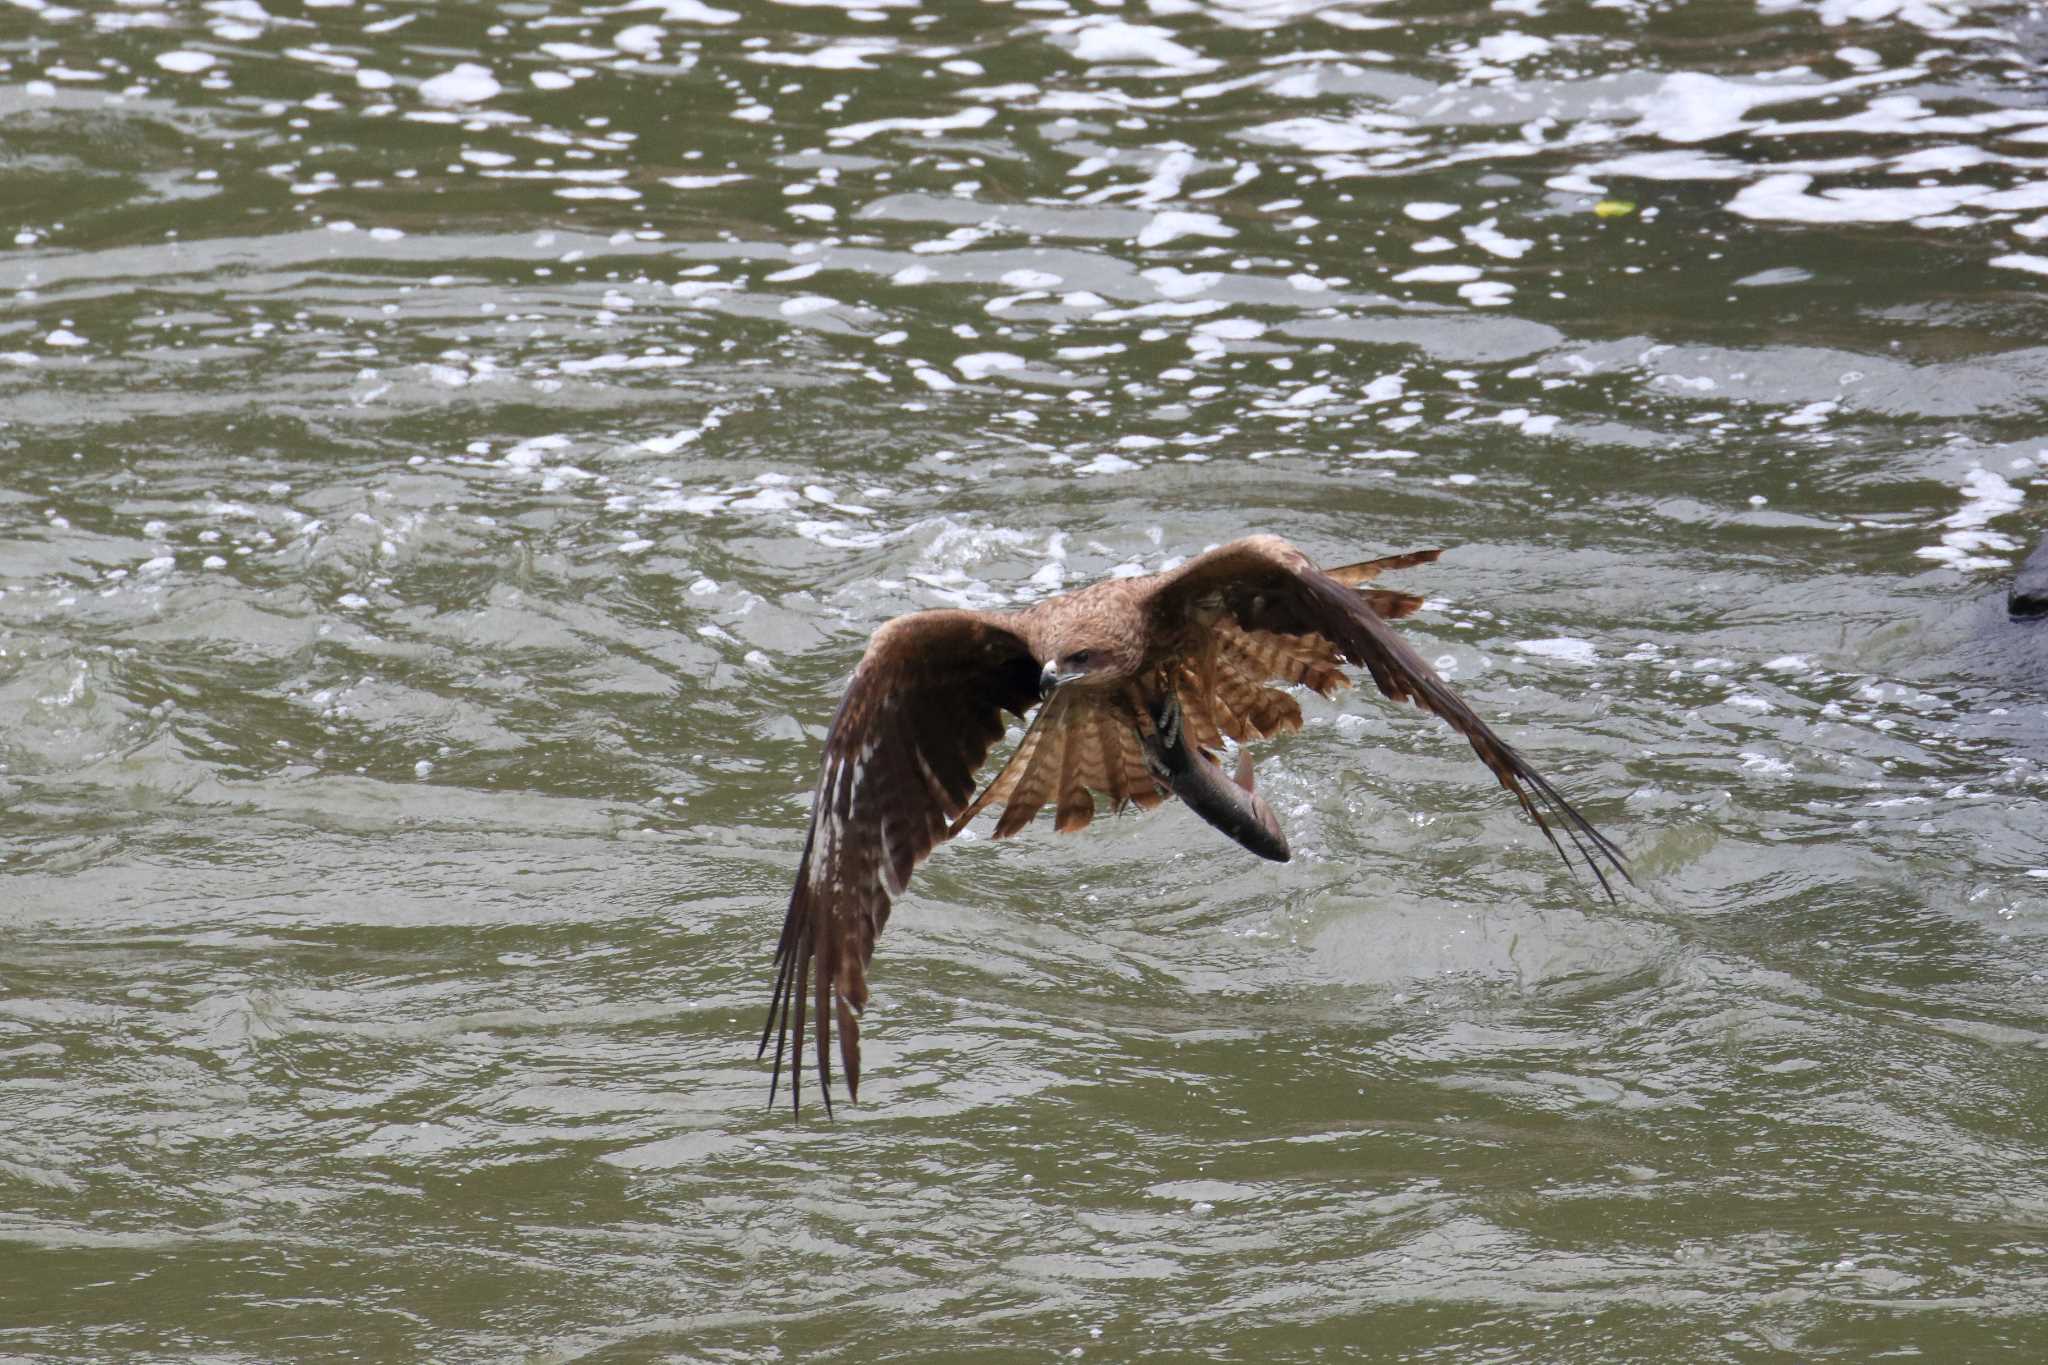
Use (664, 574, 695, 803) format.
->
(1036, 595, 1145, 700)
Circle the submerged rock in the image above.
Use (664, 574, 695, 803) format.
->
(2010, 533, 2048, 619)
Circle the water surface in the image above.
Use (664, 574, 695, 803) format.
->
(4, 0, 2048, 1359)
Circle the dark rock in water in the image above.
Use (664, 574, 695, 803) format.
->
(2012, 533, 2048, 619)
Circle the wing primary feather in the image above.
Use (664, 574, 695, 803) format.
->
(837, 997, 861, 1102)
(790, 936, 810, 1119)
(759, 904, 800, 1114)
(813, 933, 834, 1120)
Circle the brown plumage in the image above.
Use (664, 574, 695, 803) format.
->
(760, 535, 1628, 1116)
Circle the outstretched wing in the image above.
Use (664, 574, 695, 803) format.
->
(764, 609, 1041, 1118)
(1145, 536, 1629, 895)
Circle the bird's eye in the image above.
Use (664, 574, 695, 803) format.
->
(1068, 649, 1094, 667)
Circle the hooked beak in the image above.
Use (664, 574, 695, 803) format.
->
(1039, 659, 1083, 700)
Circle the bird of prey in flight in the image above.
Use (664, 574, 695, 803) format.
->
(761, 534, 1627, 1116)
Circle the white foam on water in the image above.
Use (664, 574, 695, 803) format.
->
(1242, 115, 1416, 153)
(1069, 22, 1213, 71)
(1579, 149, 1748, 181)
(1916, 466, 2024, 570)
(614, 24, 664, 55)
(156, 51, 214, 73)
(748, 41, 888, 70)
(1513, 637, 1599, 665)
(419, 63, 500, 105)
(624, 0, 739, 21)
(1279, 383, 1334, 407)
(1142, 266, 1221, 299)
(558, 353, 692, 376)
(956, 352, 1027, 381)
(1137, 211, 1232, 247)
(1946, 468, 2024, 526)
(1497, 410, 1558, 435)
(830, 107, 995, 143)
(1473, 31, 1550, 64)
(477, 165, 620, 194)
(1805, 0, 1982, 34)
(1362, 374, 1405, 404)
(1780, 400, 1837, 428)
(503, 435, 572, 470)
(1462, 219, 1532, 258)
(1885, 146, 1995, 176)
(1729, 173, 1983, 223)
(1393, 265, 1483, 283)
(1071, 151, 1189, 209)
(1631, 68, 1910, 145)
(1087, 299, 1228, 323)
(1319, 8, 1397, 29)
(1772, 94, 2009, 140)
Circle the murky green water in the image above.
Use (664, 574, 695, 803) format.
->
(4, 0, 2048, 1359)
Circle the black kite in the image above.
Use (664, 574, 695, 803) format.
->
(761, 535, 1627, 1115)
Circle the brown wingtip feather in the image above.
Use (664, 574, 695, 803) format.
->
(1293, 558, 1631, 901)
(1324, 547, 1443, 586)
(1491, 749, 1634, 902)
(837, 998, 860, 1104)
